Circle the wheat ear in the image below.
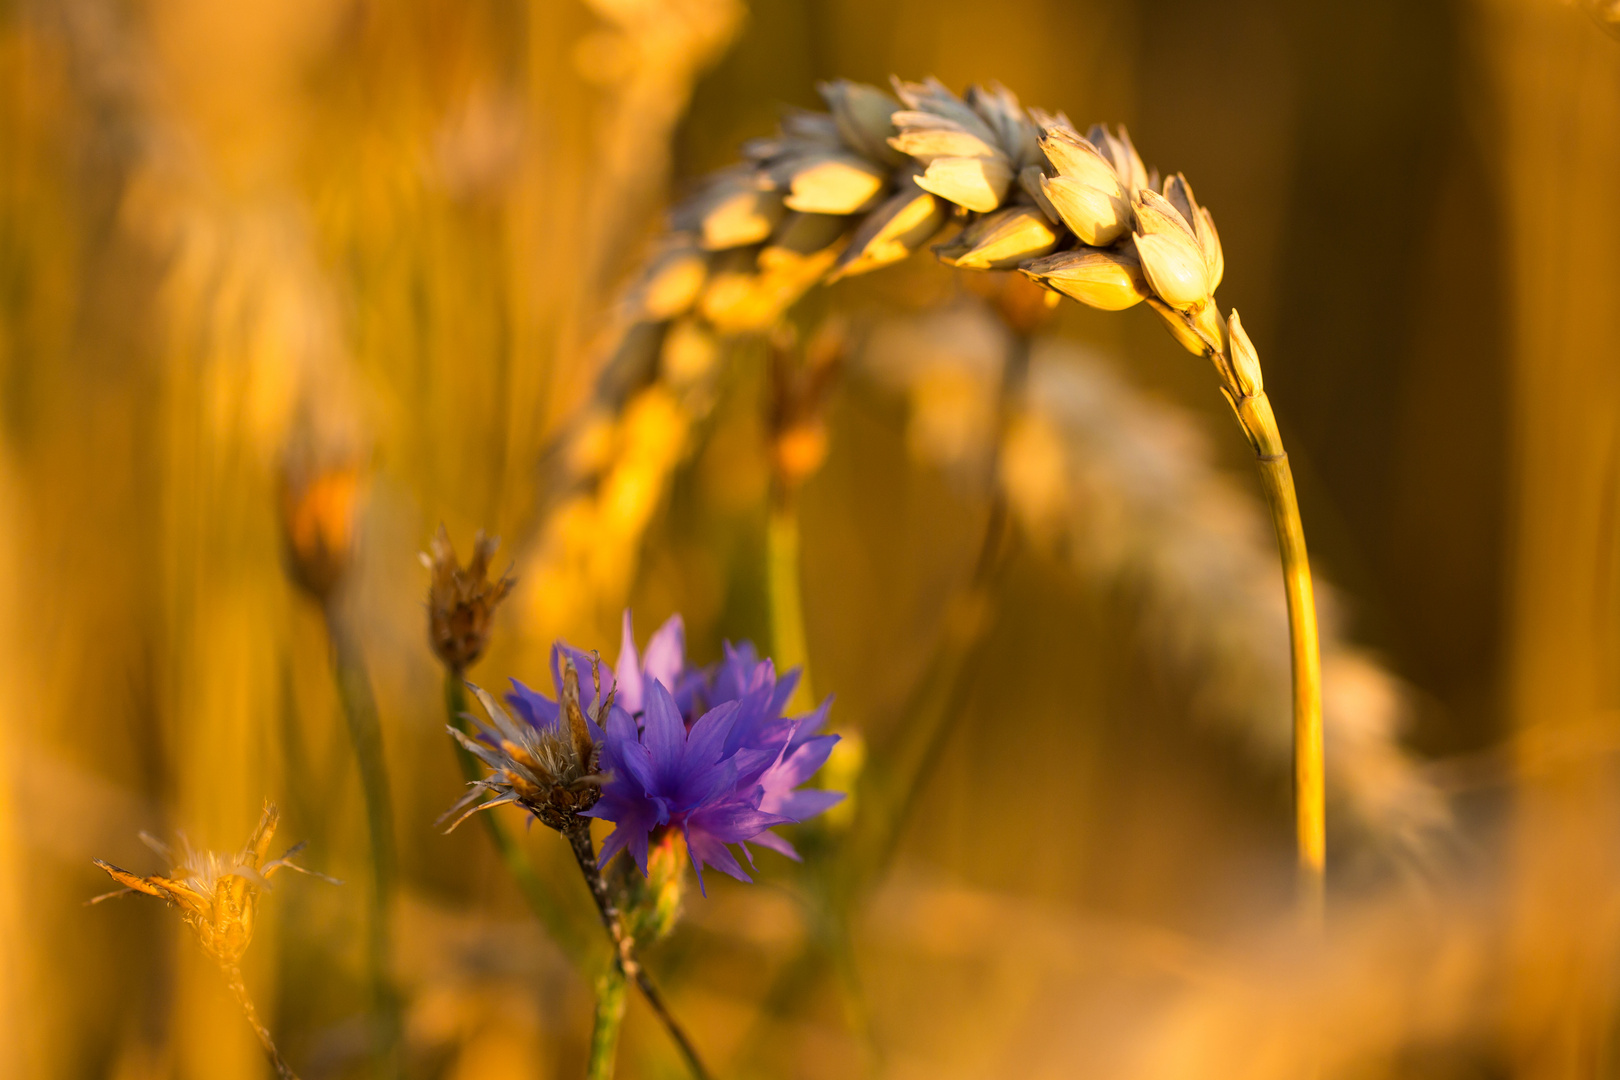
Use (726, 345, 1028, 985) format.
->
(524, 76, 1327, 909)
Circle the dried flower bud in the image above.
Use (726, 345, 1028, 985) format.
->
(441, 672, 605, 833)
(91, 804, 330, 966)
(828, 177, 949, 280)
(818, 79, 906, 165)
(767, 150, 887, 215)
(1020, 246, 1151, 310)
(1226, 309, 1263, 397)
(423, 525, 515, 673)
(934, 205, 1060, 270)
(278, 460, 361, 603)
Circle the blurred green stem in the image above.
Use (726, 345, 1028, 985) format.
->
(767, 489, 815, 712)
(563, 822, 713, 1080)
(443, 673, 590, 970)
(587, 967, 629, 1080)
(322, 606, 403, 1080)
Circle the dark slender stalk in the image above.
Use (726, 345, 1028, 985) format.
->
(323, 606, 403, 1080)
(443, 673, 592, 969)
(563, 822, 714, 1080)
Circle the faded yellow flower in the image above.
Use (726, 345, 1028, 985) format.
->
(91, 803, 328, 966)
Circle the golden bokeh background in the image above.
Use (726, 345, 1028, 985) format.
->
(2, 0, 1618, 1077)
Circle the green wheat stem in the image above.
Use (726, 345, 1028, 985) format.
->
(322, 605, 403, 1080)
(766, 487, 815, 713)
(587, 966, 630, 1080)
(442, 672, 592, 970)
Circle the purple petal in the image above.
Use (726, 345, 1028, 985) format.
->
(747, 829, 802, 861)
(641, 680, 686, 792)
(505, 680, 560, 731)
(642, 614, 686, 694)
(614, 610, 643, 715)
(767, 733, 839, 791)
(603, 707, 658, 795)
(766, 787, 845, 821)
(684, 823, 752, 895)
(682, 701, 739, 775)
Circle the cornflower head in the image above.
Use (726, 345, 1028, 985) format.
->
(441, 654, 606, 833)
(422, 524, 515, 673)
(584, 628, 845, 891)
(90, 803, 328, 966)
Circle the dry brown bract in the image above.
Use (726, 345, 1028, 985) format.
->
(441, 660, 605, 833)
(423, 525, 516, 673)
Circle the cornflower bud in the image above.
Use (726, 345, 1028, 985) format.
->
(422, 525, 515, 674)
(1035, 120, 1133, 246)
(441, 659, 606, 833)
(933, 205, 1061, 270)
(818, 79, 906, 165)
(1131, 174, 1222, 314)
(91, 804, 329, 967)
(828, 175, 949, 280)
(1020, 246, 1151, 310)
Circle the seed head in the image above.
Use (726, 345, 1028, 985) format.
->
(1021, 246, 1151, 311)
(441, 660, 606, 833)
(423, 525, 515, 673)
(90, 804, 331, 967)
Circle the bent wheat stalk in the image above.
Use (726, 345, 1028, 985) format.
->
(528, 76, 1327, 912)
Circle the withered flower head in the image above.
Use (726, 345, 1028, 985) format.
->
(422, 525, 515, 673)
(278, 458, 362, 604)
(440, 657, 606, 833)
(90, 803, 331, 966)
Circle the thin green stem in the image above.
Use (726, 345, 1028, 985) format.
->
(766, 491, 815, 713)
(443, 673, 591, 970)
(323, 607, 403, 1080)
(587, 966, 629, 1080)
(563, 822, 713, 1080)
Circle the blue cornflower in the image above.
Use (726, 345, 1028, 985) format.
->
(499, 612, 845, 890)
